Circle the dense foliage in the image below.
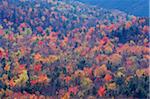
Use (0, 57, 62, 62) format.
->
(0, 0, 149, 98)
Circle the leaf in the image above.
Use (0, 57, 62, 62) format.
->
(81, 77, 92, 87)
(104, 45, 113, 54)
(34, 53, 42, 61)
(41, 55, 59, 64)
(20, 23, 27, 28)
(83, 67, 92, 76)
(104, 74, 112, 82)
(4, 64, 10, 71)
(36, 26, 43, 33)
(94, 64, 107, 77)
(136, 69, 145, 77)
(98, 86, 106, 97)
(15, 70, 29, 85)
(106, 82, 117, 90)
(116, 71, 125, 77)
(38, 74, 49, 83)
(125, 21, 132, 29)
(0, 48, 4, 58)
(30, 80, 38, 85)
(9, 79, 16, 87)
(61, 92, 70, 99)
(64, 76, 71, 83)
(68, 86, 78, 95)
(143, 26, 149, 33)
(109, 54, 122, 66)
(0, 29, 4, 35)
(34, 64, 42, 72)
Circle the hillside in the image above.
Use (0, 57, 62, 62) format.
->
(0, 0, 149, 98)
(77, 0, 149, 17)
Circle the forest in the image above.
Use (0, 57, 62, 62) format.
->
(0, 0, 149, 98)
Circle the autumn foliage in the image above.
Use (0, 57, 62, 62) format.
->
(0, 0, 149, 99)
